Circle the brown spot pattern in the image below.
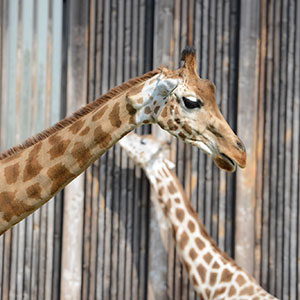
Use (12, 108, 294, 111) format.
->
(79, 126, 90, 136)
(165, 199, 172, 213)
(175, 208, 185, 222)
(94, 125, 112, 149)
(69, 119, 85, 134)
(154, 106, 160, 114)
(228, 285, 237, 296)
(192, 275, 199, 286)
(195, 237, 205, 250)
(26, 183, 42, 200)
(220, 268, 233, 282)
(197, 263, 207, 283)
(48, 139, 71, 160)
(109, 103, 122, 128)
(205, 289, 211, 299)
(188, 220, 195, 232)
(23, 143, 43, 182)
(189, 248, 197, 260)
(236, 274, 247, 286)
(0, 191, 32, 222)
(144, 106, 151, 114)
(162, 168, 168, 177)
(126, 104, 137, 124)
(239, 285, 254, 296)
(179, 132, 187, 140)
(71, 142, 92, 168)
(184, 261, 191, 274)
(183, 123, 193, 135)
(158, 187, 164, 196)
(179, 231, 189, 250)
(172, 224, 178, 237)
(203, 252, 213, 264)
(167, 119, 178, 131)
(161, 106, 168, 118)
(47, 163, 76, 195)
(167, 181, 176, 194)
(92, 105, 108, 121)
(209, 272, 218, 286)
(5, 163, 20, 184)
(174, 197, 180, 204)
(49, 134, 61, 145)
(212, 261, 220, 269)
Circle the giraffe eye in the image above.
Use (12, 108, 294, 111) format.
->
(182, 96, 203, 109)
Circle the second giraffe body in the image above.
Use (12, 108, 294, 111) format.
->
(119, 133, 277, 300)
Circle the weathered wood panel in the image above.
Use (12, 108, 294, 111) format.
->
(0, 1, 63, 300)
(235, 0, 260, 275)
(60, 1, 89, 299)
(253, 1, 300, 299)
(0, 1, 299, 300)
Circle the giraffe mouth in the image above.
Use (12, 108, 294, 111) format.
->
(182, 137, 238, 172)
(213, 153, 236, 172)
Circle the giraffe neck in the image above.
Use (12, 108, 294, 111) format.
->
(143, 161, 277, 300)
(0, 72, 161, 235)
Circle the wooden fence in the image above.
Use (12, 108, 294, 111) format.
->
(0, 0, 299, 299)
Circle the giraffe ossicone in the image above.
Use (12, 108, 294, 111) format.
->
(119, 132, 277, 300)
(0, 47, 245, 235)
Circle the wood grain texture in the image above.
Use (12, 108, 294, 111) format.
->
(0, 1, 299, 300)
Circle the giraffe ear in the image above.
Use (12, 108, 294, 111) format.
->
(181, 46, 197, 73)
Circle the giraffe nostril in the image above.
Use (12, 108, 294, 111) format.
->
(236, 140, 246, 152)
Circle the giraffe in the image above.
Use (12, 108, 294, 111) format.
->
(119, 132, 278, 300)
(0, 47, 246, 235)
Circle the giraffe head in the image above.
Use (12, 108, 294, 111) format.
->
(119, 132, 173, 170)
(131, 47, 246, 172)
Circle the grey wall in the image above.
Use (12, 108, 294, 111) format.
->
(0, 1, 299, 299)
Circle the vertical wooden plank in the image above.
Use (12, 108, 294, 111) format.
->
(291, 3, 300, 300)
(50, 0, 63, 126)
(81, 1, 96, 298)
(45, 1, 63, 300)
(0, 0, 4, 293)
(254, 0, 267, 284)
(268, 0, 281, 293)
(93, 3, 105, 300)
(9, 0, 23, 297)
(0, 1, 19, 299)
(260, 0, 274, 290)
(13, 2, 27, 299)
(60, 0, 89, 299)
(281, 1, 292, 298)
(19, 1, 34, 299)
(225, 0, 239, 258)
(29, 2, 49, 300)
(235, 0, 260, 275)
(149, 1, 174, 299)
(100, 1, 113, 299)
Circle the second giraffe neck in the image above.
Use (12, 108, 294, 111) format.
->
(145, 161, 277, 300)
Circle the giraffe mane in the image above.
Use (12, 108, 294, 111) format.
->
(0, 69, 160, 160)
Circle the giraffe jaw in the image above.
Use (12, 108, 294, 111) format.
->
(185, 138, 237, 172)
(213, 153, 236, 172)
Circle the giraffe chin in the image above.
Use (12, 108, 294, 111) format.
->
(213, 154, 237, 172)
